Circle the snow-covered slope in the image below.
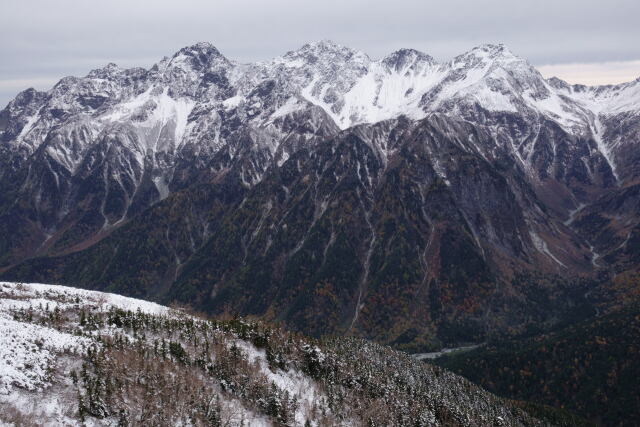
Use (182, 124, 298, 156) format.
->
(0, 284, 166, 386)
(0, 282, 171, 425)
(0, 282, 548, 426)
(0, 281, 318, 425)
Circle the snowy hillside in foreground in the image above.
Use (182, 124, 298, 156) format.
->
(0, 282, 174, 425)
(0, 282, 168, 392)
(0, 282, 295, 425)
(0, 282, 550, 426)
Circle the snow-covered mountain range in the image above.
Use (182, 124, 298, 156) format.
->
(4, 41, 639, 177)
(1, 41, 639, 350)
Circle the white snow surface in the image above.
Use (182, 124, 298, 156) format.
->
(528, 230, 567, 268)
(0, 282, 168, 397)
(1, 281, 170, 316)
(101, 87, 196, 152)
(233, 340, 329, 426)
(0, 282, 331, 426)
(0, 315, 88, 394)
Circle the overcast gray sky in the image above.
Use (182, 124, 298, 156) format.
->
(1, 0, 639, 107)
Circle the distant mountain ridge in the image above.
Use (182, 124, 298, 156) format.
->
(1, 41, 639, 350)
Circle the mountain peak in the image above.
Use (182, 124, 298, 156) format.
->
(287, 40, 369, 63)
(471, 43, 518, 59)
(382, 48, 436, 72)
(191, 41, 217, 50)
(474, 42, 509, 53)
(4, 87, 47, 111)
(171, 41, 227, 60)
(168, 41, 231, 71)
(449, 43, 534, 79)
(547, 76, 571, 90)
(454, 43, 522, 66)
(87, 62, 123, 79)
(302, 39, 346, 51)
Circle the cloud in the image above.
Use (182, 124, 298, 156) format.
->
(538, 60, 640, 86)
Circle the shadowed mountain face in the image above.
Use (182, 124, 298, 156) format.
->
(1, 41, 638, 350)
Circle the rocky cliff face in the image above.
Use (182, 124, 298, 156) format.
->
(1, 41, 638, 349)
